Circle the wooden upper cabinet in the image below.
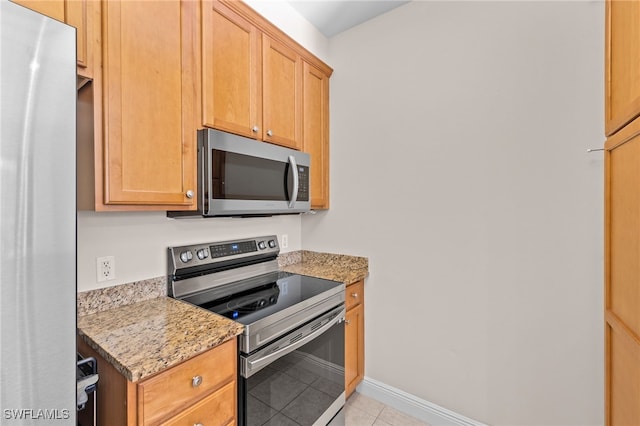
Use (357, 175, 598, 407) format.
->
(65, 0, 89, 77)
(303, 61, 329, 209)
(10, 0, 92, 79)
(203, 1, 262, 139)
(605, 0, 640, 136)
(203, 0, 305, 150)
(262, 35, 302, 149)
(101, 0, 197, 209)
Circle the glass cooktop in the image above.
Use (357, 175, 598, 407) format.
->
(181, 271, 343, 325)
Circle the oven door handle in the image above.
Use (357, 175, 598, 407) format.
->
(245, 308, 345, 376)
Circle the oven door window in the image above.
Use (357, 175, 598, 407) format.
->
(239, 312, 345, 426)
(211, 150, 292, 201)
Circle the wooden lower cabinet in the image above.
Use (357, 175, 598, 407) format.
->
(605, 115, 640, 425)
(77, 338, 237, 426)
(345, 280, 365, 398)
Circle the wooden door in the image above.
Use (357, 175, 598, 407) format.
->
(345, 302, 364, 398)
(66, 0, 90, 77)
(303, 61, 330, 209)
(262, 34, 302, 149)
(605, 115, 640, 425)
(203, 0, 262, 139)
(102, 0, 197, 208)
(605, 0, 640, 136)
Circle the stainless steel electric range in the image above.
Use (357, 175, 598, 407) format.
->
(168, 236, 346, 426)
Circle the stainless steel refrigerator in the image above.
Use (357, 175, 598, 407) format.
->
(1, 1, 76, 424)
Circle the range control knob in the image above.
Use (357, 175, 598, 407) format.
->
(258, 241, 266, 250)
(179, 250, 193, 263)
(196, 248, 209, 260)
(268, 240, 277, 248)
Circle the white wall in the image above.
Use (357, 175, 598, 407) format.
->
(302, 2, 604, 425)
(244, 0, 330, 63)
(77, 213, 302, 291)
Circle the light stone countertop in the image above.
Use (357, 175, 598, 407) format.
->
(77, 297, 243, 382)
(280, 250, 369, 285)
(76, 250, 368, 383)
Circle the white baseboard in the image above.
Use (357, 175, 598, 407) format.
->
(356, 377, 486, 426)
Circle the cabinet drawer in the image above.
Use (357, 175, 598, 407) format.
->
(138, 339, 236, 425)
(345, 280, 364, 311)
(162, 381, 236, 426)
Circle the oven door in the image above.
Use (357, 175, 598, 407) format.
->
(239, 305, 345, 426)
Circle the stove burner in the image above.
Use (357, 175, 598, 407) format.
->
(202, 283, 280, 320)
(225, 286, 280, 313)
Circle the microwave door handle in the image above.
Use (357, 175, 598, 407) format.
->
(288, 155, 299, 208)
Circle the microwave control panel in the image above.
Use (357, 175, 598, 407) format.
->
(298, 166, 309, 201)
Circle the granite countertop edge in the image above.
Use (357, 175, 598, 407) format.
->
(279, 250, 369, 285)
(77, 298, 244, 382)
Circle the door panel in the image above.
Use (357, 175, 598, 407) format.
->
(263, 35, 301, 149)
(605, 115, 640, 425)
(203, 1, 261, 138)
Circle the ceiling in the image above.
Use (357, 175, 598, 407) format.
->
(287, 1, 410, 38)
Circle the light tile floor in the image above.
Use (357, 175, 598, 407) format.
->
(344, 392, 430, 426)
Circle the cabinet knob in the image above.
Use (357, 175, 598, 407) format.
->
(344, 319, 351, 325)
(192, 375, 203, 387)
(185, 190, 194, 199)
(252, 126, 259, 133)
(266, 129, 273, 137)
(194, 424, 203, 426)
(351, 293, 358, 298)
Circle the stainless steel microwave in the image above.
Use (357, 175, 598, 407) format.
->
(168, 129, 310, 218)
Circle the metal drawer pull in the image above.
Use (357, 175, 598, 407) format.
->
(192, 375, 203, 387)
(351, 293, 358, 298)
(194, 424, 203, 426)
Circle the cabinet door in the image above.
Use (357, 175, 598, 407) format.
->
(102, 0, 197, 207)
(605, 0, 640, 136)
(163, 381, 236, 426)
(262, 35, 302, 149)
(345, 303, 364, 398)
(303, 61, 330, 209)
(605, 116, 640, 425)
(203, 0, 262, 139)
(66, 0, 90, 78)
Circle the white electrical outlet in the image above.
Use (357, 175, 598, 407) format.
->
(281, 234, 289, 249)
(97, 256, 115, 282)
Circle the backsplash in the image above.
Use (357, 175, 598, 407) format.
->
(77, 277, 166, 316)
(77, 211, 303, 292)
(78, 251, 306, 316)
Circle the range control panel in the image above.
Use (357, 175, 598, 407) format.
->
(168, 235, 279, 271)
